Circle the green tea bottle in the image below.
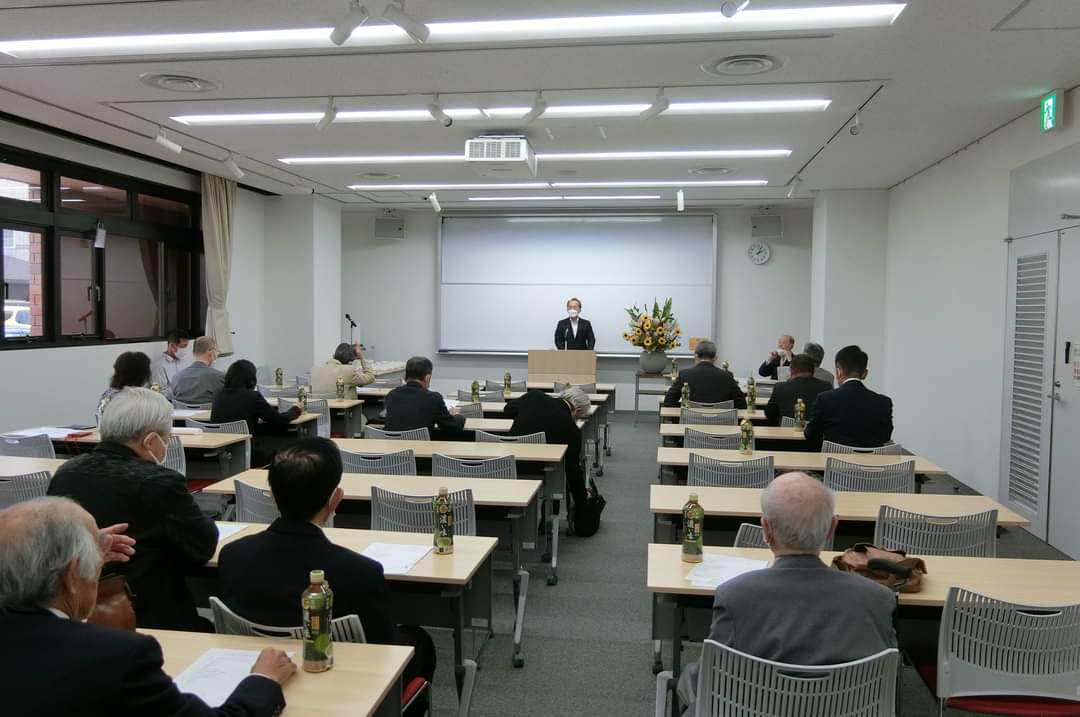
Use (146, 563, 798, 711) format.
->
(302, 570, 334, 673)
(681, 382, 691, 408)
(335, 376, 345, 399)
(274, 368, 284, 387)
(503, 372, 512, 399)
(470, 380, 480, 403)
(739, 419, 754, 455)
(682, 493, 704, 563)
(794, 398, 806, 428)
(670, 357, 678, 381)
(433, 487, 455, 555)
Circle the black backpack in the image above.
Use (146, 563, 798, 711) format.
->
(573, 476, 606, 537)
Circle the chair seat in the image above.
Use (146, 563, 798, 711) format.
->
(914, 663, 1080, 716)
(403, 676, 428, 706)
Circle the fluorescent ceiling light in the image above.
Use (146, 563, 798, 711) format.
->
(349, 179, 765, 191)
(666, 99, 831, 114)
(467, 196, 559, 202)
(468, 194, 662, 201)
(281, 148, 790, 165)
(561, 195, 662, 200)
(349, 182, 550, 190)
(0, 5, 906, 59)
(552, 180, 767, 188)
(282, 154, 464, 165)
(61, 198, 86, 203)
(173, 112, 324, 125)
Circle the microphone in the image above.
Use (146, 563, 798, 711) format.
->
(563, 324, 570, 349)
(867, 558, 912, 580)
(345, 313, 357, 328)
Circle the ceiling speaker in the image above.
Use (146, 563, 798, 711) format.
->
(751, 214, 783, 239)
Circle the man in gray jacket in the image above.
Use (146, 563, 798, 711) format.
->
(678, 472, 897, 707)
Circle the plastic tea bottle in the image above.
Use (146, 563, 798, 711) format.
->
(746, 378, 757, 410)
(680, 382, 691, 408)
(503, 372, 512, 399)
(433, 487, 455, 555)
(721, 360, 730, 372)
(681, 494, 704, 563)
(470, 380, 480, 403)
(297, 385, 307, 410)
(335, 376, 345, 399)
(150, 383, 161, 393)
(670, 357, 678, 381)
(274, 368, 284, 387)
(302, 570, 334, 673)
(794, 398, 806, 428)
(739, 419, 754, 455)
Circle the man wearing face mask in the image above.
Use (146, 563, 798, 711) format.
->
(151, 328, 190, 390)
(554, 297, 596, 350)
(49, 387, 218, 631)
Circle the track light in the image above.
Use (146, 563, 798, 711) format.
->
(428, 192, 442, 213)
(223, 154, 244, 180)
(786, 176, 802, 199)
(720, 0, 751, 18)
(849, 112, 863, 136)
(316, 97, 338, 132)
(330, 0, 369, 45)
(676, 189, 685, 212)
(640, 89, 670, 120)
(154, 127, 182, 154)
(522, 91, 548, 123)
(428, 96, 453, 127)
(381, 1, 430, 43)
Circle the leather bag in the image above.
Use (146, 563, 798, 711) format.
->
(832, 543, 927, 593)
(88, 573, 136, 631)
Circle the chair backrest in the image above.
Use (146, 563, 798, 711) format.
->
(684, 428, 743, 450)
(304, 398, 331, 439)
(0, 471, 51, 510)
(688, 453, 774, 488)
(936, 587, 1080, 706)
(824, 457, 916, 493)
(370, 485, 476, 536)
(873, 505, 998, 557)
(456, 389, 504, 402)
(694, 640, 899, 717)
(209, 596, 366, 643)
(776, 366, 791, 381)
(0, 434, 56, 459)
(164, 435, 186, 475)
(484, 379, 526, 392)
(234, 480, 281, 523)
(257, 385, 296, 399)
(779, 416, 798, 428)
(733, 523, 768, 549)
(362, 425, 430, 441)
(370, 378, 402, 389)
(295, 373, 310, 388)
(754, 383, 774, 398)
(185, 419, 252, 471)
(686, 399, 734, 409)
(554, 381, 596, 394)
(456, 402, 485, 419)
(822, 440, 905, 455)
(171, 399, 213, 410)
(432, 453, 517, 480)
(475, 430, 546, 444)
(681, 408, 738, 426)
(340, 448, 417, 476)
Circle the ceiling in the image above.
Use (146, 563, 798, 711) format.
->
(0, 0, 1077, 210)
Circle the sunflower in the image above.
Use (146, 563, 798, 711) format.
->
(655, 322, 665, 332)
(643, 336, 653, 347)
(674, 327, 682, 337)
(658, 336, 667, 346)
(643, 320, 653, 331)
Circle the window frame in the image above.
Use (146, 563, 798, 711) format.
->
(0, 143, 203, 350)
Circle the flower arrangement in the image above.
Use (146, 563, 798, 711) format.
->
(623, 298, 682, 354)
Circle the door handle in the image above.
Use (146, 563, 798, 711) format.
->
(1047, 392, 1062, 401)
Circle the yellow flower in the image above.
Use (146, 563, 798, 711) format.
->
(643, 320, 653, 331)
(658, 336, 667, 346)
(674, 327, 682, 337)
(644, 336, 653, 347)
(634, 328, 642, 337)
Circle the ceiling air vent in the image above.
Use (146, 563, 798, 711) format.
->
(139, 73, 219, 93)
(701, 54, 785, 77)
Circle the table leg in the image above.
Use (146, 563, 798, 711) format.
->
(544, 462, 564, 586)
(634, 375, 641, 425)
(343, 408, 355, 438)
(510, 510, 528, 668)
(670, 601, 683, 716)
(605, 387, 614, 455)
(452, 590, 466, 696)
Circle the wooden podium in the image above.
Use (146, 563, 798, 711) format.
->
(527, 349, 597, 385)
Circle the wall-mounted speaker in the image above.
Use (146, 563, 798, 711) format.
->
(751, 214, 783, 238)
(374, 217, 405, 240)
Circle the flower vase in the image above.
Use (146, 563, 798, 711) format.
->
(639, 350, 668, 374)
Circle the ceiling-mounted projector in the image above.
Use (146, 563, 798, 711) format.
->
(464, 135, 538, 178)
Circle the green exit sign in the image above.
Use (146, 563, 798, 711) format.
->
(1041, 89, 1063, 133)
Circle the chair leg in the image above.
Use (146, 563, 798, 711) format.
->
(457, 659, 478, 717)
(652, 639, 664, 674)
(655, 670, 673, 717)
(512, 568, 528, 667)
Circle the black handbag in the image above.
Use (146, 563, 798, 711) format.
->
(573, 476, 606, 538)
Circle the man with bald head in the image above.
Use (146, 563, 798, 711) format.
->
(678, 473, 897, 707)
(0, 497, 295, 717)
(758, 334, 795, 379)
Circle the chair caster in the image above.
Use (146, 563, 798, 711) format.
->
(547, 574, 558, 586)
(596, 467, 604, 477)
(652, 660, 664, 675)
(513, 654, 525, 668)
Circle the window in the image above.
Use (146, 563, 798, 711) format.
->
(2, 227, 45, 339)
(59, 176, 128, 216)
(138, 193, 192, 228)
(104, 235, 161, 339)
(164, 246, 192, 330)
(59, 234, 96, 337)
(0, 162, 41, 204)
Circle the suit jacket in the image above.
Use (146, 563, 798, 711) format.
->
(764, 375, 834, 426)
(503, 391, 584, 504)
(0, 608, 285, 717)
(757, 352, 792, 380)
(383, 381, 465, 437)
(168, 361, 225, 404)
(679, 554, 897, 706)
(662, 363, 747, 408)
(310, 358, 374, 397)
(554, 317, 596, 350)
(47, 442, 217, 630)
(804, 379, 894, 450)
(218, 518, 393, 645)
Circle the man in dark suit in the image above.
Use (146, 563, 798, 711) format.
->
(804, 345, 894, 450)
(662, 340, 746, 408)
(554, 297, 596, 350)
(0, 497, 293, 717)
(679, 473, 897, 708)
(218, 438, 435, 690)
(765, 353, 833, 425)
(383, 356, 465, 438)
(758, 333, 795, 379)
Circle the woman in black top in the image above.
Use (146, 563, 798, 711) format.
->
(211, 360, 301, 466)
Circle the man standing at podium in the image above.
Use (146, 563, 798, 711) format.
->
(554, 297, 596, 350)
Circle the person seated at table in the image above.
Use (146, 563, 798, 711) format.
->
(804, 345, 894, 451)
(168, 336, 225, 405)
(211, 359, 302, 466)
(758, 334, 796, 379)
(96, 351, 152, 424)
(217, 438, 435, 706)
(48, 387, 218, 630)
(310, 342, 374, 397)
(678, 472, 897, 707)
(0, 497, 294, 717)
(383, 356, 464, 438)
(802, 341, 835, 386)
(151, 328, 190, 390)
(662, 340, 746, 408)
(764, 354, 833, 426)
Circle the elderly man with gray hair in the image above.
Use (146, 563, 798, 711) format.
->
(662, 339, 746, 408)
(802, 341, 835, 385)
(0, 497, 294, 716)
(678, 473, 897, 707)
(48, 387, 218, 630)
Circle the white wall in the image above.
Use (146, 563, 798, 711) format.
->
(263, 196, 315, 378)
(885, 87, 1080, 498)
(228, 189, 268, 365)
(341, 207, 812, 409)
(313, 198, 342, 355)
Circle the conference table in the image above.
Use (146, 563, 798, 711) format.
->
(659, 406, 767, 423)
(656, 446, 947, 476)
(268, 397, 366, 438)
(333, 438, 568, 585)
(211, 522, 496, 693)
(659, 423, 805, 444)
(0, 455, 65, 476)
(143, 629, 413, 717)
(174, 408, 322, 437)
(648, 544, 1080, 714)
(204, 469, 542, 667)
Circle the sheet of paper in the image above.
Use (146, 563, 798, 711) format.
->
(686, 555, 768, 589)
(361, 542, 432, 575)
(172, 426, 204, 434)
(175, 648, 292, 707)
(216, 523, 252, 542)
(444, 398, 460, 410)
(173, 409, 201, 418)
(4, 426, 75, 440)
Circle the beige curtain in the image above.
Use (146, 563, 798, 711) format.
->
(200, 174, 236, 355)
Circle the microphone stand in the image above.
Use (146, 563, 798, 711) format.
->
(345, 313, 358, 344)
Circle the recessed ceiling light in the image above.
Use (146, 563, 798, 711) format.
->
(0, 5, 906, 59)
(702, 54, 785, 77)
(282, 148, 790, 165)
(562, 195, 662, 200)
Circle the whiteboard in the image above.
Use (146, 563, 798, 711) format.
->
(439, 215, 715, 353)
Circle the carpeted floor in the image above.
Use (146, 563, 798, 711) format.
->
(422, 412, 1070, 716)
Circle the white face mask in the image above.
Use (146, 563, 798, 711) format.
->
(567, 309, 580, 319)
(174, 347, 187, 361)
(145, 433, 168, 466)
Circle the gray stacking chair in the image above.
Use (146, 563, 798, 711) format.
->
(432, 453, 517, 480)
(485, 379, 526, 392)
(873, 505, 998, 557)
(554, 381, 596, 394)
(456, 402, 485, 418)
(687, 453, 774, 489)
(824, 457, 916, 493)
(0, 471, 51, 509)
(684, 428, 743, 450)
(163, 435, 186, 475)
(456, 389, 504, 403)
(185, 418, 252, 473)
(370, 485, 476, 535)
(822, 440, 905, 455)
(171, 399, 213, 411)
(281, 397, 330, 438)
(780, 416, 799, 428)
(257, 385, 296, 399)
(475, 431, 546, 444)
(733, 523, 769, 549)
(686, 399, 734, 409)
(681, 408, 738, 425)
(754, 382, 774, 399)
(362, 425, 430, 441)
(340, 448, 416, 476)
(0, 433, 56, 459)
(233, 480, 280, 523)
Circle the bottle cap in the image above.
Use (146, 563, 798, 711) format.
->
(309, 569, 325, 584)
(688, 493, 698, 502)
